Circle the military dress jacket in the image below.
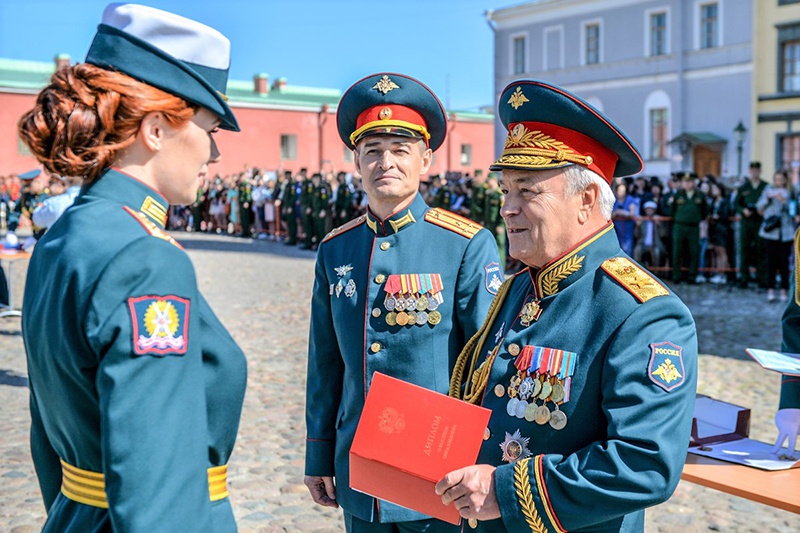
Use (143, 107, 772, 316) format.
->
(305, 193, 502, 523)
(780, 230, 800, 410)
(23, 169, 247, 533)
(460, 224, 697, 533)
(669, 190, 708, 225)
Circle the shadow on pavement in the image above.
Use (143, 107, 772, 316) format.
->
(0, 369, 28, 387)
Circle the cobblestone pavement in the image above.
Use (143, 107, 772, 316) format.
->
(0, 231, 798, 532)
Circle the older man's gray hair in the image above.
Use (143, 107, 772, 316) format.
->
(564, 165, 615, 220)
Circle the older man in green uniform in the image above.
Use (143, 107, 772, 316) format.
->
(735, 161, 768, 288)
(304, 73, 502, 532)
(435, 80, 697, 533)
(669, 171, 708, 284)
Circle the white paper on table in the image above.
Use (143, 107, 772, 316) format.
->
(688, 437, 800, 471)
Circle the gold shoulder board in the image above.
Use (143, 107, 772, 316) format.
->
(322, 214, 367, 243)
(601, 257, 669, 303)
(122, 206, 182, 249)
(424, 208, 482, 239)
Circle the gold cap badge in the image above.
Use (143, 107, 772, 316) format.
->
(373, 75, 399, 95)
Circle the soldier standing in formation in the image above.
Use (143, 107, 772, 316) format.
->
(482, 173, 506, 272)
(280, 170, 299, 245)
(304, 72, 501, 532)
(735, 161, 768, 289)
(469, 172, 487, 224)
(669, 171, 708, 284)
(436, 79, 697, 533)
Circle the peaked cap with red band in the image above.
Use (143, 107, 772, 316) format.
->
(491, 80, 643, 183)
(337, 72, 447, 152)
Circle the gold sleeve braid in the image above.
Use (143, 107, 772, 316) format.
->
(449, 278, 515, 402)
(514, 457, 549, 533)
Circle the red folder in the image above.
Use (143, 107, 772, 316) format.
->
(350, 372, 492, 525)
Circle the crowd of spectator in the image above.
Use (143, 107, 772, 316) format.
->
(2, 163, 798, 299)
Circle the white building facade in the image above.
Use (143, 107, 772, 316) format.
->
(487, 0, 753, 179)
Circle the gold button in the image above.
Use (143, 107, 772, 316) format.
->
(380, 242, 391, 251)
(483, 428, 491, 441)
(494, 384, 505, 397)
(585, 155, 594, 165)
(374, 274, 386, 284)
(379, 106, 392, 120)
(371, 308, 382, 318)
(508, 343, 521, 356)
(469, 518, 478, 528)
(370, 342, 381, 353)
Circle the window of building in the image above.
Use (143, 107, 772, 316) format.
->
(280, 134, 297, 161)
(343, 146, 354, 163)
(700, 2, 719, 49)
(779, 0, 800, 6)
(781, 134, 800, 184)
(650, 12, 667, 56)
(782, 38, 800, 92)
(650, 108, 668, 159)
(460, 144, 472, 166)
(585, 23, 601, 65)
(513, 35, 526, 75)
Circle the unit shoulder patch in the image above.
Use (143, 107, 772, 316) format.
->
(424, 208, 482, 239)
(122, 206, 183, 249)
(322, 214, 367, 243)
(648, 341, 686, 392)
(128, 295, 190, 356)
(601, 257, 668, 303)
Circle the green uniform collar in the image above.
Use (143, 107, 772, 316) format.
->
(365, 193, 427, 237)
(85, 168, 170, 228)
(528, 222, 618, 297)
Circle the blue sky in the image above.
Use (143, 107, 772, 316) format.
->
(0, 0, 516, 111)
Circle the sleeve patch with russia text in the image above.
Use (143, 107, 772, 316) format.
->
(128, 295, 190, 356)
(648, 341, 685, 392)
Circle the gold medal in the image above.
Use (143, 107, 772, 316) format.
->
(530, 377, 542, 398)
(494, 384, 505, 397)
(523, 402, 538, 422)
(396, 311, 409, 326)
(550, 382, 565, 403)
(416, 295, 428, 311)
(386, 311, 397, 326)
(534, 405, 551, 425)
(406, 311, 417, 325)
(538, 380, 552, 401)
(508, 343, 521, 356)
(549, 409, 567, 430)
(428, 310, 442, 325)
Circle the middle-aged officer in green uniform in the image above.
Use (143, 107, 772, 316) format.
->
(435, 79, 697, 533)
(735, 161, 768, 288)
(304, 72, 502, 532)
(18, 4, 247, 531)
(669, 171, 708, 284)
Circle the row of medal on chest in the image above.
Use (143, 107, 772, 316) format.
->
(372, 293, 443, 326)
(493, 343, 574, 431)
